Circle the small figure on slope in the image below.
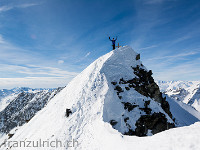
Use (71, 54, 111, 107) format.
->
(109, 36, 117, 50)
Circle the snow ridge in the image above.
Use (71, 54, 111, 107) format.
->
(1, 47, 200, 150)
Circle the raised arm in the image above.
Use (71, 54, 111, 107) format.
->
(109, 37, 112, 41)
(115, 36, 117, 41)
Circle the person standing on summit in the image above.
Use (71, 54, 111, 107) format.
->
(109, 36, 117, 50)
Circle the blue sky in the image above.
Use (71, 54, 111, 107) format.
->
(0, 0, 200, 89)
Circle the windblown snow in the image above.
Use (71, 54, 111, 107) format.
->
(0, 46, 200, 150)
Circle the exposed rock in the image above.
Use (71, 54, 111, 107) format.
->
(119, 78, 126, 84)
(136, 54, 140, 60)
(110, 120, 118, 126)
(139, 108, 152, 115)
(124, 117, 129, 123)
(139, 100, 152, 114)
(144, 100, 150, 107)
(120, 65, 173, 119)
(121, 102, 138, 112)
(25, 119, 31, 123)
(111, 82, 117, 85)
(125, 87, 130, 90)
(8, 133, 14, 139)
(130, 66, 160, 102)
(66, 109, 72, 117)
(111, 64, 175, 136)
(114, 85, 123, 93)
(135, 112, 175, 136)
(124, 129, 135, 135)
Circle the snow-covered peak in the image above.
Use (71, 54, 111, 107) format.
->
(101, 46, 145, 82)
(2, 46, 199, 150)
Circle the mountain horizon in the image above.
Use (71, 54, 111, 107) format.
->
(0, 46, 199, 150)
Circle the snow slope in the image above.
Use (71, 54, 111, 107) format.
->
(1, 46, 200, 150)
(165, 94, 200, 126)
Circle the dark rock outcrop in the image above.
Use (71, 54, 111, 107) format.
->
(136, 54, 140, 60)
(110, 120, 118, 126)
(121, 102, 138, 112)
(66, 109, 72, 117)
(8, 133, 14, 139)
(135, 112, 175, 136)
(124, 129, 135, 135)
(118, 65, 173, 119)
(114, 85, 123, 93)
(111, 62, 175, 136)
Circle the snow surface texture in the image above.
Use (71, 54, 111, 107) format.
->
(157, 81, 200, 112)
(165, 94, 200, 126)
(0, 46, 199, 150)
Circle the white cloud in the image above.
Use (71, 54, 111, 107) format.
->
(73, 51, 92, 63)
(138, 45, 158, 51)
(0, 34, 6, 44)
(18, 3, 41, 8)
(0, 64, 78, 77)
(0, 6, 12, 12)
(85, 52, 91, 57)
(142, 48, 200, 81)
(0, 64, 79, 89)
(0, 35, 79, 89)
(0, 77, 72, 89)
(0, 3, 41, 13)
(171, 35, 193, 45)
(153, 62, 200, 81)
(147, 50, 200, 61)
(0, 39, 42, 64)
(58, 60, 64, 64)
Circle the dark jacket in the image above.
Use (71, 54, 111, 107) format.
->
(109, 37, 117, 45)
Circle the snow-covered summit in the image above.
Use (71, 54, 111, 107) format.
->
(1, 46, 200, 150)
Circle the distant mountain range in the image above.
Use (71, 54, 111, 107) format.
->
(157, 81, 200, 112)
(0, 87, 64, 134)
(0, 87, 56, 112)
(0, 82, 199, 135)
